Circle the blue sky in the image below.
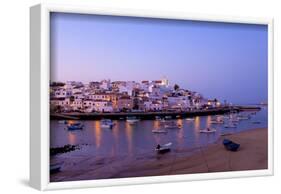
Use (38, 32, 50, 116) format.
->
(50, 12, 268, 104)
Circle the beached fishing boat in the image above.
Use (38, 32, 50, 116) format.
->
(223, 139, 240, 151)
(126, 116, 140, 124)
(101, 119, 115, 129)
(155, 142, 172, 153)
(67, 122, 84, 130)
(199, 128, 216, 133)
(152, 129, 168, 134)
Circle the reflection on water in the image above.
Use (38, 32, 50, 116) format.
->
(67, 132, 76, 145)
(125, 123, 133, 156)
(50, 108, 268, 158)
(194, 116, 200, 131)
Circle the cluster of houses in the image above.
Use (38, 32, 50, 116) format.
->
(50, 77, 222, 113)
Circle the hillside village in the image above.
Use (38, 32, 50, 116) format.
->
(50, 77, 221, 113)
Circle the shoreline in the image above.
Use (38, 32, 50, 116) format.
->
(50, 127, 267, 182)
(50, 106, 261, 120)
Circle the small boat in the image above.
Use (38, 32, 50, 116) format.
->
(155, 142, 172, 153)
(159, 119, 166, 123)
(50, 163, 63, 174)
(224, 123, 237, 128)
(186, 118, 195, 121)
(164, 122, 182, 129)
(58, 120, 68, 124)
(237, 115, 251, 120)
(223, 139, 240, 151)
(216, 115, 224, 120)
(67, 122, 84, 130)
(126, 116, 140, 124)
(101, 119, 115, 129)
(155, 116, 162, 120)
(152, 129, 168, 134)
(199, 128, 216, 133)
(165, 116, 172, 119)
(210, 120, 224, 124)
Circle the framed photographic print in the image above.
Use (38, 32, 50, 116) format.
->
(30, 3, 274, 191)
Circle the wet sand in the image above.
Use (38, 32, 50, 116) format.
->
(50, 128, 267, 182)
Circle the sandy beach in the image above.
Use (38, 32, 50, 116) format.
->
(50, 128, 268, 182)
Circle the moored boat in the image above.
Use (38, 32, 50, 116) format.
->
(155, 116, 162, 120)
(224, 124, 237, 128)
(210, 120, 224, 124)
(126, 116, 140, 124)
(164, 122, 182, 129)
(224, 123, 237, 128)
(101, 119, 115, 129)
(58, 120, 68, 124)
(67, 122, 84, 130)
(237, 115, 251, 120)
(165, 115, 172, 119)
(155, 142, 172, 154)
(152, 129, 168, 134)
(199, 128, 216, 133)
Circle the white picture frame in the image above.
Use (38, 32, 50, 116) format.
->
(30, 3, 274, 191)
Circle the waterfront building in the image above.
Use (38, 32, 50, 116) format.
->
(144, 100, 163, 111)
(89, 93, 111, 101)
(50, 97, 65, 107)
(117, 95, 133, 112)
(53, 88, 72, 98)
(118, 85, 133, 96)
(71, 98, 83, 111)
(167, 95, 190, 110)
(72, 91, 84, 100)
(93, 100, 113, 112)
(83, 99, 95, 112)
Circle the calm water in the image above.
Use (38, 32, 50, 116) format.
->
(50, 108, 268, 158)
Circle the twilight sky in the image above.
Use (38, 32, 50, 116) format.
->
(50, 12, 268, 104)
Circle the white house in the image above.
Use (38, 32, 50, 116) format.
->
(71, 98, 83, 111)
(150, 101, 163, 111)
(118, 85, 133, 96)
(167, 96, 191, 110)
(100, 79, 111, 90)
(53, 88, 72, 98)
(93, 100, 113, 112)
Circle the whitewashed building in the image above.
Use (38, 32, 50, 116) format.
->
(93, 100, 113, 112)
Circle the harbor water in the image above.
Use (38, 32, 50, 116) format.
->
(50, 108, 268, 159)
